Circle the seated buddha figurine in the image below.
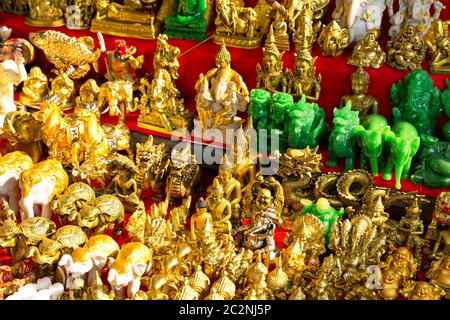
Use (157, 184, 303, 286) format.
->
(49, 72, 76, 110)
(25, 0, 65, 27)
(341, 67, 379, 121)
(430, 36, 450, 75)
(348, 28, 386, 69)
(105, 39, 144, 84)
(91, 0, 160, 39)
(287, 49, 321, 102)
(387, 24, 426, 71)
(19, 66, 49, 107)
(195, 43, 249, 130)
(190, 197, 216, 244)
(206, 179, 232, 235)
(164, 0, 209, 41)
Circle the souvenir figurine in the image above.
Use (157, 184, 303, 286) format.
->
(341, 68, 380, 121)
(291, 7, 315, 52)
(104, 39, 144, 84)
(49, 71, 76, 110)
(164, 0, 212, 41)
(379, 269, 402, 300)
(0, 152, 34, 215)
(386, 0, 445, 39)
(332, 0, 386, 43)
(65, 0, 96, 30)
(18, 159, 69, 221)
(423, 19, 450, 58)
(427, 256, 450, 299)
(28, 30, 100, 80)
(76, 79, 100, 114)
(401, 281, 443, 300)
(213, 0, 263, 49)
(391, 69, 442, 138)
(0, 0, 29, 15)
(268, 1, 290, 52)
(137, 34, 194, 133)
(430, 36, 450, 75)
(25, 0, 66, 27)
(426, 192, 450, 257)
(97, 80, 137, 122)
(317, 20, 349, 57)
(5, 277, 64, 300)
(195, 43, 249, 130)
(348, 29, 386, 69)
(386, 24, 426, 72)
(18, 66, 48, 108)
(189, 197, 216, 244)
(286, 0, 330, 34)
(287, 50, 321, 102)
(255, 30, 288, 94)
(91, 0, 160, 39)
(206, 179, 232, 235)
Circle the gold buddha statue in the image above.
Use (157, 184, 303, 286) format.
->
(25, 0, 66, 27)
(288, 49, 321, 102)
(268, 1, 290, 52)
(206, 179, 232, 235)
(348, 29, 386, 69)
(19, 66, 49, 107)
(189, 198, 216, 244)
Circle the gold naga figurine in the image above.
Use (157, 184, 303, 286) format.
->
(348, 28, 386, 69)
(91, 0, 161, 39)
(317, 20, 349, 57)
(25, 0, 66, 27)
(137, 34, 194, 134)
(18, 66, 49, 108)
(287, 49, 321, 102)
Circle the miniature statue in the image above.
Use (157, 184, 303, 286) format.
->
(213, 0, 263, 49)
(206, 179, 232, 235)
(189, 197, 216, 244)
(391, 69, 442, 138)
(401, 281, 443, 300)
(327, 102, 360, 172)
(430, 36, 450, 75)
(76, 79, 100, 114)
(49, 71, 76, 110)
(386, 0, 445, 38)
(97, 79, 136, 122)
(25, 0, 66, 27)
(348, 29, 386, 69)
(91, 0, 160, 39)
(286, 0, 329, 35)
(425, 192, 450, 255)
(18, 66, 48, 108)
(341, 68, 380, 122)
(195, 43, 249, 130)
(332, 0, 386, 43)
(105, 39, 144, 84)
(382, 121, 420, 189)
(268, 1, 290, 52)
(138, 35, 194, 133)
(423, 19, 450, 58)
(29, 31, 100, 81)
(427, 256, 450, 299)
(291, 7, 315, 52)
(287, 49, 321, 102)
(164, 0, 211, 40)
(0, 0, 29, 15)
(317, 20, 349, 57)
(65, 0, 96, 30)
(386, 24, 426, 72)
(255, 30, 288, 94)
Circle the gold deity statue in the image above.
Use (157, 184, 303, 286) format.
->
(291, 7, 316, 52)
(105, 39, 144, 84)
(430, 36, 450, 75)
(348, 29, 386, 69)
(317, 20, 349, 57)
(25, 0, 66, 27)
(423, 19, 450, 58)
(287, 49, 321, 102)
(268, 1, 290, 52)
(19, 66, 49, 107)
(256, 29, 288, 94)
(206, 179, 232, 235)
(189, 198, 216, 244)
(91, 0, 160, 39)
(49, 72, 76, 110)
(341, 67, 379, 121)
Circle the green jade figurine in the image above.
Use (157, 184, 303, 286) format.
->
(164, 0, 208, 40)
(327, 102, 360, 172)
(267, 92, 292, 152)
(249, 89, 271, 131)
(441, 80, 450, 142)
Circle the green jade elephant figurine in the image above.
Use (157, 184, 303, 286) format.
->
(327, 102, 360, 172)
(382, 121, 420, 189)
(354, 114, 391, 176)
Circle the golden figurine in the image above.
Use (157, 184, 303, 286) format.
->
(430, 36, 450, 75)
(426, 192, 450, 254)
(195, 43, 249, 130)
(267, 256, 289, 299)
(317, 20, 349, 57)
(49, 72, 76, 110)
(379, 269, 402, 300)
(268, 1, 290, 52)
(291, 7, 316, 52)
(287, 49, 321, 102)
(174, 279, 200, 300)
(381, 247, 418, 284)
(75, 79, 100, 115)
(401, 281, 443, 300)
(206, 179, 232, 235)
(213, 0, 263, 49)
(348, 29, 386, 69)
(427, 256, 450, 300)
(28, 30, 100, 80)
(18, 66, 48, 108)
(91, 0, 160, 39)
(387, 24, 427, 72)
(189, 198, 216, 244)
(138, 34, 194, 134)
(25, 0, 66, 27)
(189, 265, 211, 298)
(105, 39, 144, 84)
(423, 19, 450, 58)
(286, 0, 329, 35)
(210, 271, 236, 300)
(341, 67, 380, 121)
(256, 29, 288, 94)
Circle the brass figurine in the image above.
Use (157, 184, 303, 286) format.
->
(427, 256, 450, 299)
(105, 39, 144, 84)
(317, 20, 349, 57)
(206, 179, 232, 235)
(430, 36, 450, 75)
(287, 49, 321, 102)
(25, 0, 66, 27)
(348, 29, 386, 69)
(18, 66, 49, 108)
(49, 72, 76, 110)
(292, 7, 316, 52)
(423, 19, 450, 58)
(268, 1, 290, 52)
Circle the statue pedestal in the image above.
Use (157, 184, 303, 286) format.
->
(191, 118, 245, 146)
(164, 26, 208, 41)
(24, 17, 65, 27)
(91, 19, 160, 40)
(137, 110, 194, 138)
(212, 32, 263, 49)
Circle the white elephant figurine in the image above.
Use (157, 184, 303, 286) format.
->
(107, 242, 152, 299)
(18, 159, 69, 221)
(333, 0, 386, 43)
(0, 56, 27, 128)
(0, 151, 34, 215)
(6, 277, 64, 300)
(58, 234, 120, 290)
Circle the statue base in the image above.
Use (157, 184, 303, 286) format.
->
(212, 32, 263, 49)
(164, 26, 208, 41)
(274, 35, 290, 52)
(24, 17, 65, 27)
(191, 118, 245, 146)
(90, 19, 160, 40)
(430, 64, 450, 75)
(137, 110, 195, 137)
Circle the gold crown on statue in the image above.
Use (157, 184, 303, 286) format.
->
(216, 41, 231, 62)
(295, 49, 314, 62)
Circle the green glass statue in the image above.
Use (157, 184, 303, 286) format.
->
(268, 92, 293, 130)
(300, 198, 344, 245)
(354, 114, 391, 176)
(327, 102, 360, 172)
(391, 69, 442, 137)
(441, 80, 450, 142)
(411, 135, 450, 188)
(164, 0, 209, 40)
(286, 95, 329, 149)
(382, 121, 420, 189)
(249, 89, 271, 130)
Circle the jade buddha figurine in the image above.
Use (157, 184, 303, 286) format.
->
(164, 0, 210, 40)
(19, 66, 49, 107)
